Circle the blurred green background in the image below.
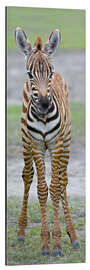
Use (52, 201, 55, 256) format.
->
(7, 7, 85, 50)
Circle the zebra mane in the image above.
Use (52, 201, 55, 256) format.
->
(34, 36, 42, 50)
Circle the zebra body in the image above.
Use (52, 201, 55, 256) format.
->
(15, 28, 80, 256)
(27, 79, 61, 142)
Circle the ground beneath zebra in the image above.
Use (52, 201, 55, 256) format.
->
(7, 50, 85, 265)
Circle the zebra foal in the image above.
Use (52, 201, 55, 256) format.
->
(15, 27, 81, 256)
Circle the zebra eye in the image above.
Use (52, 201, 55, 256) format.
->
(48, 72, 53, 80)
(32, 91, 39, 102)
(27, 71, 33, 79)
(33, 93, 38, 98)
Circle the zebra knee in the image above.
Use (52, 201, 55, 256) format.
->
(37, 183, 48, 205)
(22, 166, 34, 184)
(49, 183, 60, 202)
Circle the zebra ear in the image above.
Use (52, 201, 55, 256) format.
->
(15, 27, 32, 55)
(44, 29, 61, 56)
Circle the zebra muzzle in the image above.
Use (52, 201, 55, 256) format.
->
(38, 94, 51, 115)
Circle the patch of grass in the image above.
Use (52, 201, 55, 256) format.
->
(7, 105, 22, 158)
(7, 105, 22, 120)
(6, 196, 85, 265)
(70, 102, 85, 139)
(7, 7, 85, 50)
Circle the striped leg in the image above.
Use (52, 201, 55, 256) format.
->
(50, 158, 62, 256)
(49, 135, 65, 256)
(49, 137, 63, 256)
(59, 136, 81, 248)
(32, 146, 50, 255)
(60, 170, 81, 248)
(18, 141, 34, 241)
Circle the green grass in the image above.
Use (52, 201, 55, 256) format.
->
(70, 102, 85, 138)
(6, 196, 85, 265)
(7, 7, 85, 50)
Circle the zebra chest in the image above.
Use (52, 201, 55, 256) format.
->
(27, 115, 60, 142)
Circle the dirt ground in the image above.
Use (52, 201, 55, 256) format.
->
(7, 50, 85, 201)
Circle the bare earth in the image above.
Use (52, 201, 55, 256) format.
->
(7, 50, 85, 201)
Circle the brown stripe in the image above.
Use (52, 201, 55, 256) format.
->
(26, 80, 30, 92)
(21, 117, 27, 126)
(23, 89, 29, 103)
(21, 127, 30, 140)
(63, 136, 71, 143)
(22, 103, 27, 113)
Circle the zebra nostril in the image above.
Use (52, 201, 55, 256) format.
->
(39, 95, 50, 111)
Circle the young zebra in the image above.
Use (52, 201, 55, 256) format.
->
(15, 28, 81, 256)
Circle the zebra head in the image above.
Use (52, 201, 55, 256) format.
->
(15, 28, 61, 116)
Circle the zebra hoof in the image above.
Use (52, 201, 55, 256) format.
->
(72, 240, 81, 248)
(53, 249, 62, 257)
(17, 236, 24, 242)
(42, 250, 50, 256)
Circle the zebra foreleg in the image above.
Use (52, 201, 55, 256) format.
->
(50, 163, 62, 256)
(32, 149, 50, 255)
(38, 183, 50, 256)
(18, 153, 34, 242)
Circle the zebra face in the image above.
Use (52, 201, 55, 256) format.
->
(27, 73, 53, 115)
(27, 55, 53, 116)
(15, 27, 61, 116)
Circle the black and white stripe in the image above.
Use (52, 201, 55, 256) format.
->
(27, 92, 61, 142)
